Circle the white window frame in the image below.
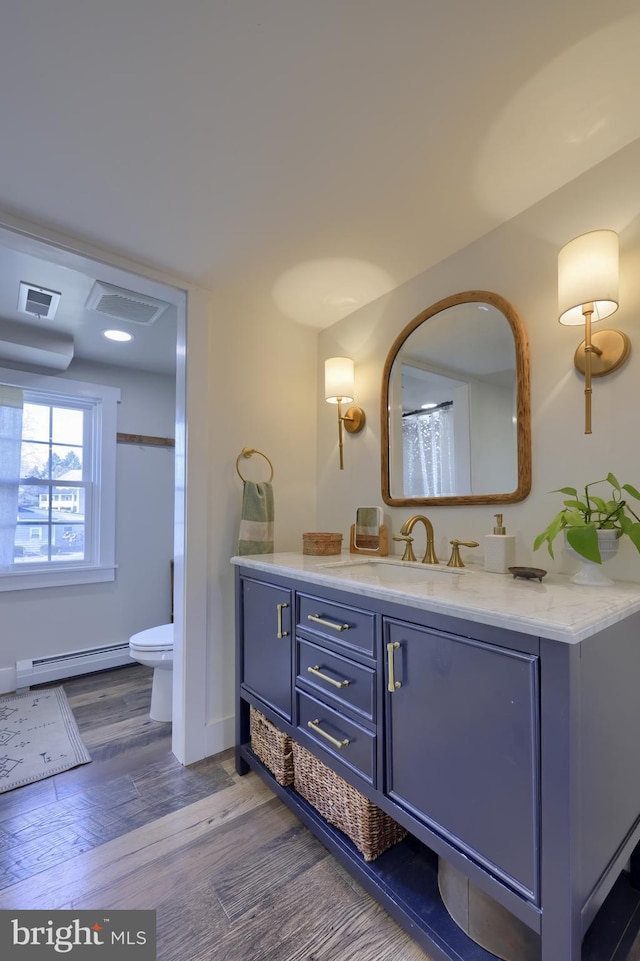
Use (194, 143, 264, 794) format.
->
(0, 367, 120, 592)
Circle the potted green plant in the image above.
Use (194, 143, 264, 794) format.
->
(534, 473, 640, 564)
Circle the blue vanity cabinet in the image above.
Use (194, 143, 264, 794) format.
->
(384, 617, 540, 902)
(234, 560, 640, 961)
(238, 575, 293, 720)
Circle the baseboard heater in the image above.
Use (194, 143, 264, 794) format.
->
(16, 643, 131, 689)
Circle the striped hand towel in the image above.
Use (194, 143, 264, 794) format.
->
(237, 481, 274, 555)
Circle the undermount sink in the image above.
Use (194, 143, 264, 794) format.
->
(319, 558, 468, 585)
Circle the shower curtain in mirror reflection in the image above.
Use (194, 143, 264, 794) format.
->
(403, 407, 454, 497)
(0, 386, 23, 567)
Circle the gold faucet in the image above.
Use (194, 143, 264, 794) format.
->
(446, 539, 479, 568)
(392, 534, 417, 562)
(396, 515, 439, 564)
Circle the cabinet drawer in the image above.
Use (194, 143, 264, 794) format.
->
(297, 639, 375, 721)
(297, 691, 375, 783)
(297, 593, 375, 656)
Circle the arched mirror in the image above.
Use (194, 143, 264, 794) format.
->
(381, 290, 531, 506)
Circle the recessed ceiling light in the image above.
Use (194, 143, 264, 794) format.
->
(421, 402, 438, 409)
(103, 329, 133, 342)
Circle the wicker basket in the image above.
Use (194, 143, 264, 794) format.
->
(292, 741, 407, 861)
(250, 707, 294, 786)
(302, 532, 343, 556)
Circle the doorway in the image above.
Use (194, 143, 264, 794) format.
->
(0, 217, 191, 760)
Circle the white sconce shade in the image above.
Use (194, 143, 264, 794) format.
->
(325, 356, 355, 403)
(323, 355, 365, 468)
(558, 229, 619, 326)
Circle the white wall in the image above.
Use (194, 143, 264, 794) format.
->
(0, 360, 176, 693)
(317, 137, 640, 585)
(204, 284, 319, 757)
(469, 380, 516, 494)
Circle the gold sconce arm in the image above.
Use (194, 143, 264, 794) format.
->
(574, 304, 631, 435)
(334, 400, 366, 469)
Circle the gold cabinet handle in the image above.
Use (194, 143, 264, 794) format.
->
(307, 614, 350, 632)
(307, 719, 350, 749)
(307, 665, 350, 689)
(276, 602, 289, 638)
(387, 641, 401, 693)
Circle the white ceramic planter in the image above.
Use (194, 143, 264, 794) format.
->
(565, 529, 620, 586)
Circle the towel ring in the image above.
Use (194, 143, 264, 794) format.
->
(236, 447, 274, 483)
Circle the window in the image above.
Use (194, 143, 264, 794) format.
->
(0, 369, 120, 591)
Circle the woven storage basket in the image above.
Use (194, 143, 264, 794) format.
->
(250, 706, 294, 786)
(302, 532, 343, 556)
(292, 741, 407, 861)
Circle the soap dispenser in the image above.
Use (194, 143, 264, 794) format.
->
(484, 514, 516, 574)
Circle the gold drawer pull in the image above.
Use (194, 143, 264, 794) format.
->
(307, 719, 350, 749)
(307, 614, 350, 632)
(307, 665, 350, 689)
(387, 641, 401, 693)
(276, 602, 289, 638)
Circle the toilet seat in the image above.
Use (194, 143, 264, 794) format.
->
(130, 641, 172, 653)
(129, 623, 173, 652)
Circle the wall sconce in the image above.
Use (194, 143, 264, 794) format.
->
(558, 229, 631, 434)
(324, 356, 366, 469)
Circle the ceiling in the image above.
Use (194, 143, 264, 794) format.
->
(0, 1, 639, 373)
(0, 241, 178, 375)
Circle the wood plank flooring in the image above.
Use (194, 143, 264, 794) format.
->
(1, 664, 639, 961)
(0, 665, 429, 961)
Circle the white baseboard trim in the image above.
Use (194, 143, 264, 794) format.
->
(0, 665, 17, 694)
(16, 643, 131, 689)
(200, 714, 235, 764)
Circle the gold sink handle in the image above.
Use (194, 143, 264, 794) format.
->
(447, 539, 479, 568)
(392, 534, 416, 562)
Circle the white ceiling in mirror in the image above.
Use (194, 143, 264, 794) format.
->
(400, 303, 515, 378)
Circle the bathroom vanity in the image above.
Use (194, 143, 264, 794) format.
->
(233, 553, 640, 961)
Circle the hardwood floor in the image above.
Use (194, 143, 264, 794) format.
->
(2, 664, 639, 961)
(0, 665, 429, 961)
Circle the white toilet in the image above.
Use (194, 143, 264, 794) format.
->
(129, 623, 174, 722)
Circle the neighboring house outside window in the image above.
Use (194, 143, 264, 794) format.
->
(0, 368, 120, 591)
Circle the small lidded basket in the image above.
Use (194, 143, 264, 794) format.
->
(302, 532, 343, 556)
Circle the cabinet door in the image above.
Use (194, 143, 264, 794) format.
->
(385, 618, 539, 901)
(240, 578, 292, 720)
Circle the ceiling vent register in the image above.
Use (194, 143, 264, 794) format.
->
(85, 281, 169, 325)
(18, 282, 61, 320)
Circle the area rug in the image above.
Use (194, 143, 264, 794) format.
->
(0, 686, 91, 793)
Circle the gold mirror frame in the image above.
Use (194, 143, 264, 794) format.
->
(381, 290, 531, 507)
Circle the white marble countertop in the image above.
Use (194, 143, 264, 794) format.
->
(231, 551, 640, 644)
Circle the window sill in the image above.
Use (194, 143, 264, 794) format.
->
(0, 565, 117, 592)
